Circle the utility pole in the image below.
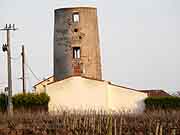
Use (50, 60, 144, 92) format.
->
(21, 45, 26, 94)
(0, 24, 17, 115)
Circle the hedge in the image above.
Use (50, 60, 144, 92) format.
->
(12, 93, 50, 109)
(0, 93, 8, 112)
(0, 93, 50, 112)
(145, 96, 180, 109)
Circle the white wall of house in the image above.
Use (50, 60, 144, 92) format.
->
(46, 76, 147, 112)
(34, 76, 54, 93)
(108, 84, 146, 112)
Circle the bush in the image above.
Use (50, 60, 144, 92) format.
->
(0, 93, 8, 112)
(12, 93, 50, 111)
(145, 96, 180, 109)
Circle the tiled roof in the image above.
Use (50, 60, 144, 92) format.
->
(139, 90, 170, 97)
(34, 76, 54, 87)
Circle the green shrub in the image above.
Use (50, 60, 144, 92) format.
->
(0, 93, 8, 112)
(145, 96, 180, 109)
(12, 93, 50, 110)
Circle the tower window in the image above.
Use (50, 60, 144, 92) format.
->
(72, 12, 80, 23)
(74, 28, 78, 32)
(73, 47, 80, 59)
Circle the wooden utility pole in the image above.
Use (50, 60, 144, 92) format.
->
(21, 45, 26, 94)
(0, 24, 17, 115)
(6, 29, 13, 115)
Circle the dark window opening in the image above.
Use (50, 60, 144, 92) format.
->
(79, 36, 82, 40)
(73, 47, 80, 59)
(74, 28, 78, 32)
(72, 12, 80, 23)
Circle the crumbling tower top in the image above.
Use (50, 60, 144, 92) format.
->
(54, 7, 102, 81)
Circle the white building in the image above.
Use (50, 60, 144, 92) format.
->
(35, 76, 147, 113)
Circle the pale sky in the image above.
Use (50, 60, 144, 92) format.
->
(0, 0, 180, 94)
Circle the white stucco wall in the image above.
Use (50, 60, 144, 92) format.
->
(108, 84, 146, 113)
(34, 76, 54, 93)
(46, 76, 147, 112)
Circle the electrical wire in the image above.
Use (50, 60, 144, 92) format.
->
(23, 47, 41, 82)
(22, 48, 45, 92)
(25, 63, 41, 81)
(26, 73, 33, 93)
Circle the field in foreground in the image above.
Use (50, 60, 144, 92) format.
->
(0, 110, 180, 135)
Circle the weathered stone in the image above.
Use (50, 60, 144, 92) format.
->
(54, 7, 102, 81)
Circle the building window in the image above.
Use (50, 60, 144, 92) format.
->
(73, 47, 80, 59)
(72, 12, 80, 23)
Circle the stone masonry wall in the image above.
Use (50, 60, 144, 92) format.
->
(54, 7, 102, 81)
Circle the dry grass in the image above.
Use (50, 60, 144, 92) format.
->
(0, 109, 180, 135)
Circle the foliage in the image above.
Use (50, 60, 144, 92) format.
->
(12, 93, 50, 109)
(0, 93, 8, 112)
(145, 96, 180, 109)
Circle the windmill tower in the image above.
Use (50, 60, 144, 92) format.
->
(54, 7, 102, 81)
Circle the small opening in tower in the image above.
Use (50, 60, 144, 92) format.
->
(74, 28, 78, 32)
(72, 12, 80, 23)
(73, 47, 80, 59)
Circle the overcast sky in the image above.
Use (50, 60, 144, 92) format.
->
(0, 0, 180, 94)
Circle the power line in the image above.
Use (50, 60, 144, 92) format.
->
(25, 66, 34, 93)
(25, 63, 41, 81)
(23, 48, 42, 92)
(27, 74, 33, 93)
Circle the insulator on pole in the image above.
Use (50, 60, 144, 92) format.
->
(8, 24, 11, 29)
